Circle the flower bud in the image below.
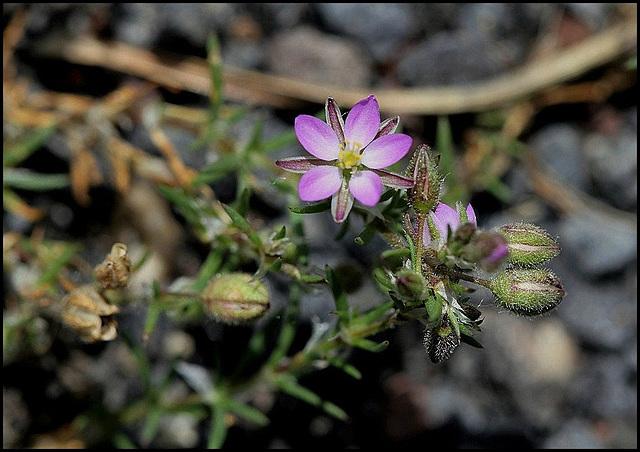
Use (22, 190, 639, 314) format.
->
(407, 144, 443, 213)
(62, 284, 119, 342)
(452, 221, 477, 244)
(497, 223, 561, 266)
(394, 268, 427, 302)
(203, 273, 270, 324)
(94, 243, 131, 290)
(489, 268, 566, 316)
(460, 231, 509, 271)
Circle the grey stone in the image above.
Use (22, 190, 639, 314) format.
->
(315, 3, 417, 63)
(265, 25, 372, 88)
(558, 209, 636, 277)
(529, 123, 590, 191)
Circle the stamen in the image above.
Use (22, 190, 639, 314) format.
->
(338, 141, 363, 168)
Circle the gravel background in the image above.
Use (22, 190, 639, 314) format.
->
(3, 3, 637, 449)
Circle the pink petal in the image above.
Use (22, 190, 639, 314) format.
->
(295, 115, 341, 161)
(325, 97, 345, 145)
(276, 157, 328, 173)
(360, 134, 413, 169)
(344, 95, 380, 148)
(466, 203, 477, 226)
(331, 181, 354, 223)
(298, 165, 342, 202)
(349, 170, 382, 206)
(423, 225, 432, 246)
(433, 203, 460, 238)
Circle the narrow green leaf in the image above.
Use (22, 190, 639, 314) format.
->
(299, 274, 326, 284)
(3, 168, 70, 191)
(224, 398, 269, 427)
(272, 225, 286, 240)
(261, 129, 297, 154)
(274, 375, 349, 421)
(240, 116, 263, 156)
(460, 332, 484, 349)
(267, 256, 283, 273)
(234, 187, 251, 216)
(358, 300, 394, 324)
(405, 230, 418, 273)
(354, 224, 375, 246)
(143, 282, 164, 343)
(424, 291, 442, 326)
(3, 125, 56, 167)
(333, 219, 350, 241)
(208, 403, 229, 449)
(379, 188, 397, 203)
(288, 199, 330, 214)
(222, 203, 262, 247)
(372, 268, 394, 292)
(446, 304, 461, 338)
(191, 247, 225, 292)
(380, 248, 411, 270)
(157, 185, 200, 225)
(325, 266, 349, 323)
(436, 115, 454, 178)
(267, 285, 300, 366)
(484, 175, 512, 203)
(326, 357, 362, 380)
(352, 338, 389, 353)
(140, 407, 163, 445)
(192, 154, 240, 186)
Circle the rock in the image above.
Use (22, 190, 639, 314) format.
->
(314, 3, 417, 63)
(558, 209, 636, 277)
(265, 25, 373, 88)
(583, 125, 637, 211)
(396, 30, 506, 87)
(529, 123, 591, 192)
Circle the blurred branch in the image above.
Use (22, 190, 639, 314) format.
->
(33, 17, 636, 115)
(522, 152, 637, 227)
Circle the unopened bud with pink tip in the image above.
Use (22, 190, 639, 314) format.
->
(497, 223, 561, 266)
(489, 267, 566, 316)
(203, 273, 270, 324)
(407, 144, 443, 214)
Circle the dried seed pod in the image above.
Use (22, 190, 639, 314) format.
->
(203, 273, 270, 324)
(61, 284, 119, 341)
(94, 243, 131, 290)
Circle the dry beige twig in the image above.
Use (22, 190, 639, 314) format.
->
(34, 18, 637, 115)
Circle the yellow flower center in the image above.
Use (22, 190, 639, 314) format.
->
(338, 141, 363, 169)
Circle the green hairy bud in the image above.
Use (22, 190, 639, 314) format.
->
(490, 268, 566, 316)
(394, 268, 428, 302)
(406, 144, 443, 213)
(204, 273, 270, 324)
(497, 223, 561, 266)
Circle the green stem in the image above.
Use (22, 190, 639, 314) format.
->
(441, 268, 492, 288)
(414, 212, 426, 273)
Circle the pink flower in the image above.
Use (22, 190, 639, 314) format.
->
(423, 202, 477, 245)
(276, 95, 414, 223)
